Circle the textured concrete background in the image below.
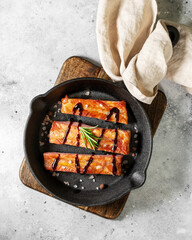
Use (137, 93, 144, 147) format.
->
(0, 0, 192, 239)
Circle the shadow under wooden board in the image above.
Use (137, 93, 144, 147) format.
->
(19, 56, 167, 219)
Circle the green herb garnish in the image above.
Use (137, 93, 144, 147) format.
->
(79, 126, 102, 150)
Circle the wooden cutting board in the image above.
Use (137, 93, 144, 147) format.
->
(19, 56, 167, 219)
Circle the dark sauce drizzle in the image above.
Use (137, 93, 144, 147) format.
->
(54, 103, 120, 175)
(97, 107, 120, 144)
(112, 129, 118, 175)
(97, 107, 120, 175)
(62, 119, 73, 144)
(75, 119, 82, 173)
(63, 103, 83, 145)
(110, 108, 119, 175)
(52, 154, 60, 170)
(75, 154, 80, 173)
(83, 153, 95, 174)
(72, 103, 83, 116)
(106, 107, 119, 122)
(73, 103, 83, 173)
(76, 120, 82, 147)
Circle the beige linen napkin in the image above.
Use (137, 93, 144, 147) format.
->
(96, 0, 192, 104)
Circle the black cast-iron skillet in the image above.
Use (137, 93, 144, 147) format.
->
(24, 78, 152, 206)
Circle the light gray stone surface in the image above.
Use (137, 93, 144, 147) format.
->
(0, 1, 192, 239)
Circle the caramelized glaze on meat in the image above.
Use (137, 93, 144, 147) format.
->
(44, 152, 123, 175)
(49, 121, 131, 155)
(61, 95, 128, 124)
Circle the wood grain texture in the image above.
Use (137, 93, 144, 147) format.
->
(19, 56, 167, 219)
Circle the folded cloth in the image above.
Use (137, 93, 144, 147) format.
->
(96, 0, 192, 104)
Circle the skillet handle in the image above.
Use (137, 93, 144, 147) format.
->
(166, 25, 180, 47)
(112, 80, 127, 90)
(31, 95, 46, 112)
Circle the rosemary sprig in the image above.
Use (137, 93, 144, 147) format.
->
(79, 126, 102, 150)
